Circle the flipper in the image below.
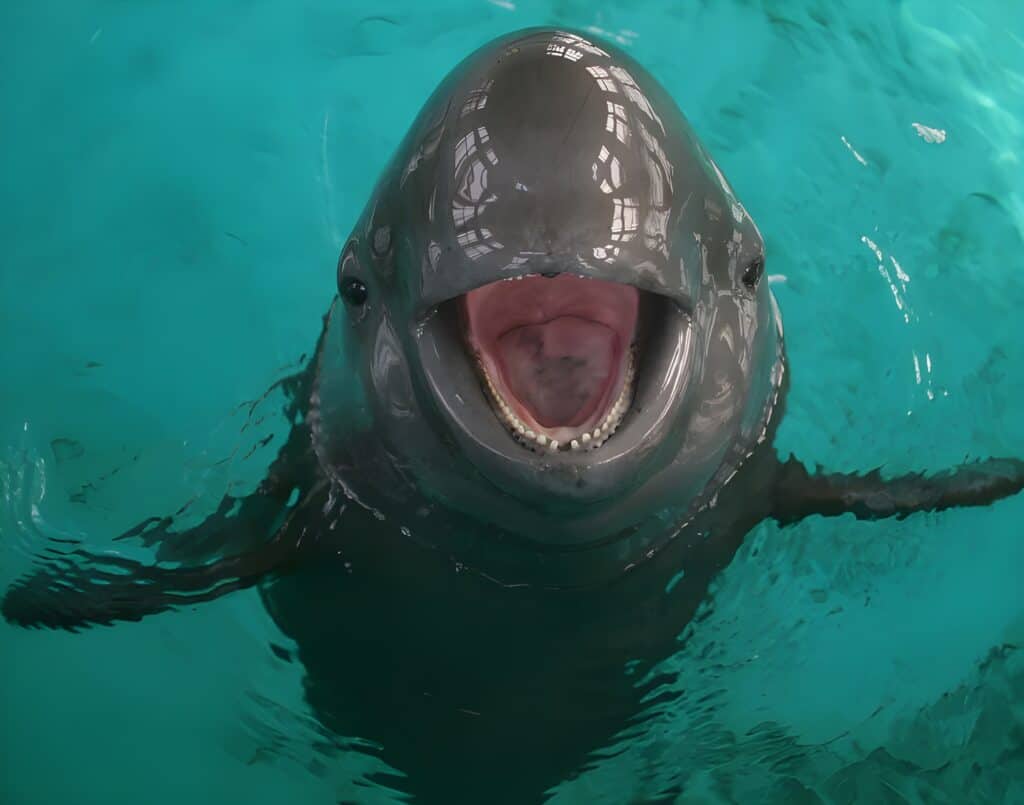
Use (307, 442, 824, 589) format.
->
(771, 456, 1024, 525)
(2, 322, 329, 631)
(0, 487, 321, 630)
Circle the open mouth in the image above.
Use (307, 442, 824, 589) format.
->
(461, 274, 639, 452)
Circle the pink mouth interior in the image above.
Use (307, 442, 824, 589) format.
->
(462, 275, 639, 440)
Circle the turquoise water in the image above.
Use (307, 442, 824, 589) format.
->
(2, 1, 1023, 802)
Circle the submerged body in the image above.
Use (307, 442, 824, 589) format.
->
(5, 29, 1024, 804)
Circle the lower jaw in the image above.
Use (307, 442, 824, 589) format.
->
(475, 348, 636, 453)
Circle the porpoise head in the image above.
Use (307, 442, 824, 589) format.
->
(313, 28, 784, 586)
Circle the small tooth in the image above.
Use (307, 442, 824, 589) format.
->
(516, 424, 526, 434)
(581, 433, 591, 444)
(525, 430, 536, 440)
(571, 439, 580, 450)
(549, 440, 559, 451)
(593, 427, 602, 437)
(537, 434, 548, 446)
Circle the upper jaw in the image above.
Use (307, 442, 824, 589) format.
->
(414, 250, 696, 322)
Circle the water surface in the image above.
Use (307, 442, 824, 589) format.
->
(2, 1, 1023, 802)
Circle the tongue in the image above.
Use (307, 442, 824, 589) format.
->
(496, 317, 617, 428)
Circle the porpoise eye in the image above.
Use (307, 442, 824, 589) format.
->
(742, 256, 765, 289)
(341, 277, 368, 306)
(337, 244, 368, 306)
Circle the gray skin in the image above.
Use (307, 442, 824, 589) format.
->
(320, 27, 778, 588)
(4, 28, 1023, 804)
